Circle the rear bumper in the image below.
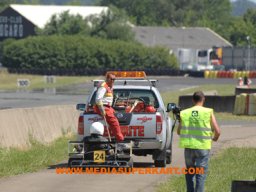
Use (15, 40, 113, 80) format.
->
(130, 139, 163, 149)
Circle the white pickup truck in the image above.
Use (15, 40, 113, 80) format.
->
(75, 72, 175, 167)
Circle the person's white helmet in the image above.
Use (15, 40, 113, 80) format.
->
(90, 122, 104, 135)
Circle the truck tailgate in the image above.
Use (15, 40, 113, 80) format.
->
(83, 113, 157, 139)
(120, 113, 157, 139)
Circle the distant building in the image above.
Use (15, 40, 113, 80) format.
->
(132, 26, 232, 51)
(0, 4, 108, 41)
(132, 26, 233, 71)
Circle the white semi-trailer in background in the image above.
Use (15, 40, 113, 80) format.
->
(175, 47, 224, 71)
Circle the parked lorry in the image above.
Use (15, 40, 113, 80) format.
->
(68, 71, 177, 167)
(176, 47, 224, 71)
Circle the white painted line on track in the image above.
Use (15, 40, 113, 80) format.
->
(179, 86, 199, 91)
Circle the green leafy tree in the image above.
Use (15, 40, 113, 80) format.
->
(244, 8, 256, 27)
(88, 6, 134, 41)
(37, 11, 91, 35)
(38, 6, 134, 41)
(232, 0, 256, 16)
(99, 0, 232, 28)
(227, 18, 249, 46)
(200, 0, 232, 34)
(65, 0, 82, 5)
(0, 0, 15, 11)
(22, 0, 40, 4)
(2, 36, 178, 70)
(100, 0, 170, 25)
(101, 0, 255, 45)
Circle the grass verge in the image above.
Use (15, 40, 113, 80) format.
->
(0, 134, 74, 177)
(0, 72, 101, 90)
(158, 147, 256, 192)
(161, 84, 236, 105)
(161, 84, 256, 121)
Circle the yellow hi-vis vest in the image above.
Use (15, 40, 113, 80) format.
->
(179, 106, 213, 149)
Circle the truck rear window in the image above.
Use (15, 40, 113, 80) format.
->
(89, 89, 159, 110)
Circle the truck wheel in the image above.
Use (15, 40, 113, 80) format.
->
(153, 149, 167, 167)
(166, 155, 171, 164)
(154, 159, 166, 167)
(166, 148, 172, 164)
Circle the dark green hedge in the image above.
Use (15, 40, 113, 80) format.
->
(2, 35, 178, 70)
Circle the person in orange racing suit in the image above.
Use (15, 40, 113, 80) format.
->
(94, 73, 124, 142)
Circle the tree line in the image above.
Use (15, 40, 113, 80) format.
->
(2, 36, 178, 70)
(1, 0, 256, 72)
(99, 0, 256, 46)
(1, 0, 256, 46)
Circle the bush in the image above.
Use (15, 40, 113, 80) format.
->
(2, 35, 178, 71)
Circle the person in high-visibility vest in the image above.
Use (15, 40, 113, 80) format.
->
(177, 91, 220, 192)
(94, 73, 124, 142)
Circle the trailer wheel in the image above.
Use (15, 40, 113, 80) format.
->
(128, 157, 133, 168)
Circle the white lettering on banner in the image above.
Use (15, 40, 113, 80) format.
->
(0, 16, 7, 23)
(14, 24, 18, 36)
(0, 16, 24, 38)
(9, 16, 22, 23)
(0, 24, 3, 36)
(0, 24, 24, 37)
(0, 16, 22, 24)
(9, 24, 13, 36)
(4, 24, 8, 37)
(19, 24, 23, 37)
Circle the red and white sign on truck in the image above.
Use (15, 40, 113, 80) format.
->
(73, 71, 175, 167)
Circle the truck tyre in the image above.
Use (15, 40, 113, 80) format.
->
(154, 159, 166, 167)
(166, 152, 171, 164)
(153, 149, 167, 167)
(166, 145, 172, 164)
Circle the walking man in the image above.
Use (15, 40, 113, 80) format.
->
(177, 91, 221, 192)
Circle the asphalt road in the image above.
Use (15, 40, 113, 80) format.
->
(0, 76, 255, 192)
(0, 76, 252, 109)
(0, 121, 255, 192)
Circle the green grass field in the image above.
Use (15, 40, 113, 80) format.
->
(161, 84, 236, 105)
(0, 134, 74, 177)
(161, 84, 256, 121)
(0, 71, 101, 90)
(157, 147, 256, 192)
(159, 84, 256, 191)
(0, 74, 255, 178)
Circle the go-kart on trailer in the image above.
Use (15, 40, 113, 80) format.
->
(68, 71, 179, 168)
(68, 140, 133, 168)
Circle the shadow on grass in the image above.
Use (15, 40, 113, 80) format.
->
(48, 162, 68, 169)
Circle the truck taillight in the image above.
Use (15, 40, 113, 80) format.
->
(156, 115, 162, 134)
(78, 116, 84, 135)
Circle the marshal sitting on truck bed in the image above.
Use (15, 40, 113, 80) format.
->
(68, 71, 176, 167)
